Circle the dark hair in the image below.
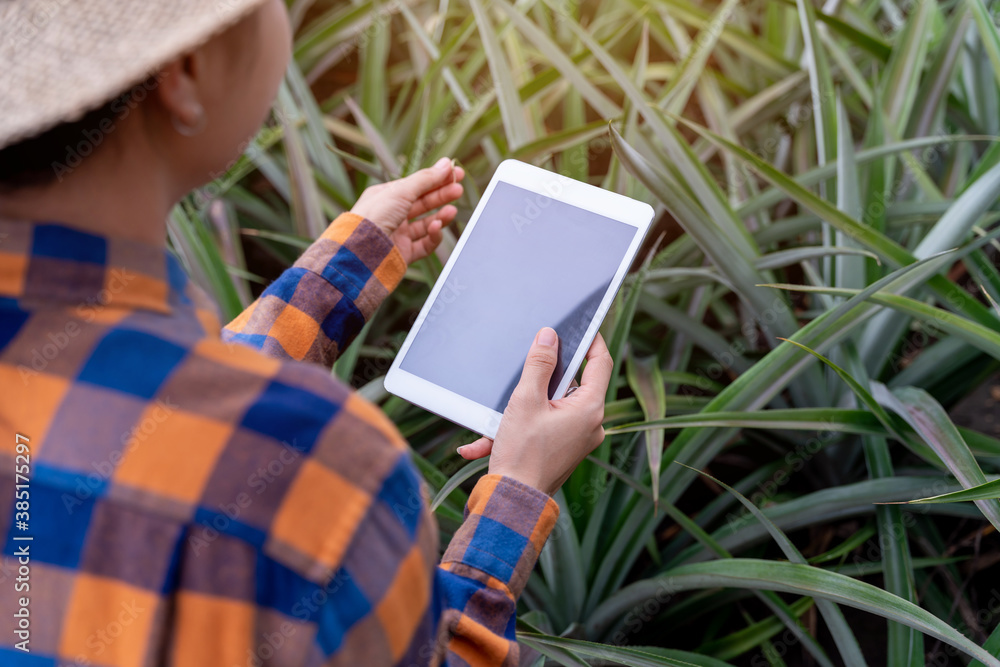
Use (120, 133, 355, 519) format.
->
(0, 80, 154, 192)
(0, 10, 263, 193)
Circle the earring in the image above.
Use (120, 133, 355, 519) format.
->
(171, 107, 207, 137)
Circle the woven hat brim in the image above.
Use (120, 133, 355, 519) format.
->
(0, 0, 269, 150)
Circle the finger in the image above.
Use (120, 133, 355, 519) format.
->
(426, 218, 444, 246)
(577, 333, 614, 400)
(404, 205, 457, 240)
(400, 157, 458, 200)
(421, 204, 457, 229)
(513, 327, 559, 404)
(408, 182, 464, 219)
(407, 219, 444, 262)
(457, 437, 493, 460)
(438, 203, 458, 225)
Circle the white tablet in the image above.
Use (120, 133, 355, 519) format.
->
(384, 159, 655, 439)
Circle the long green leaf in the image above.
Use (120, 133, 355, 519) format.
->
(681, 465, 867, 666)
(518, 632, 731, 667)
(874, 385, 1000, 532)
(969, 0, 1000, 90)
(586, 250, 963, 614)
(627, 354, 668, 506)
(430, 458, 488, 511)
(491, 0, 621, 119)
(468, 0, 533, 150)
(883, 477, 1000, 504)
(589, 560, 1000, 666)
(682, 118, 998, 329)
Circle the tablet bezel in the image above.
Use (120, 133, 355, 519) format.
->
(384, 159, 655, 439)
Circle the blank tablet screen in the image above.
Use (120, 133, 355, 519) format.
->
(400, 181, 637, 412)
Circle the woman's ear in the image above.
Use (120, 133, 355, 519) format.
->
(154, 55, 207, 132)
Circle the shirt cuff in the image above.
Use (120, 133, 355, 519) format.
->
(301, 212, 407, 295)
(441, 474, 560, 598)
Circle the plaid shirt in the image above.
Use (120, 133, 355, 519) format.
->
(0, 213, 558, 667)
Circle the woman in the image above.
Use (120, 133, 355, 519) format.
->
(0, 1, 611, 665)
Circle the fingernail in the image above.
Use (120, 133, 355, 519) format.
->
(457, 445, 468, 455)
(435, 157, 450, 171)
(537, 327, 557, 347)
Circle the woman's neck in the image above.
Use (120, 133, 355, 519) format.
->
(0, 120, 178, 246)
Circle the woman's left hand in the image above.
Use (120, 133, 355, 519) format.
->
(350, 156, 465, 264)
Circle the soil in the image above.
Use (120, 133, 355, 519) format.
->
(950, 372, 1000, 437)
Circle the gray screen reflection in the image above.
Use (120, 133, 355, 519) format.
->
(400, 181, 637, 412)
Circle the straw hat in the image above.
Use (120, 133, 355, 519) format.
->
(0, 0, 269, 151)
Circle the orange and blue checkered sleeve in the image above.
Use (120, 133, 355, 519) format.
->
(241, 373, 557, 666)
(222, 212, 406, 368)
(436, 474, 560, 666)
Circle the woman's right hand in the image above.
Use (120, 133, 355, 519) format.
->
(458, 327, 614, 496)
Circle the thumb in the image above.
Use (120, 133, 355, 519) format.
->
(458, 437, 493, 460)
(514, 327, 559, 403)
(401, 157, 453, 199)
